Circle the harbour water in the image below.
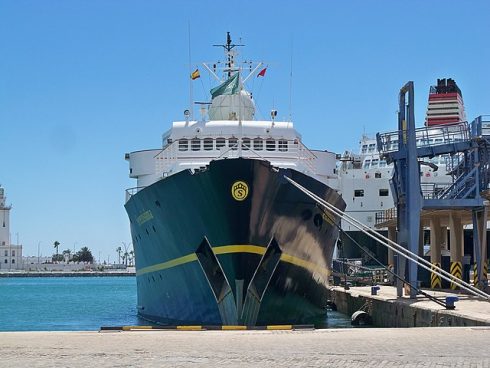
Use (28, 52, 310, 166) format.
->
(0, 277, 352, 331)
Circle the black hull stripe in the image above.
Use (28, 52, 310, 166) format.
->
(136, 245, 330, 278)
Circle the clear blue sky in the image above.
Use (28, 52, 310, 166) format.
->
(1, 0, 489, 262)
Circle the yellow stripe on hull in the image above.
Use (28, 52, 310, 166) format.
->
(136, 244, 330, 278)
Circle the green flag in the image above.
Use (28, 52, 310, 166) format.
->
(210, 73, 240, 99)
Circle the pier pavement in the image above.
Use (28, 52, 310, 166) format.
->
(0, 327, 489, 367)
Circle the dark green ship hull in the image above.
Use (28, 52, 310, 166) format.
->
(125, 158, 345, 326)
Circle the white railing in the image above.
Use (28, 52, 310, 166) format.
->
(154, 138, 318, 177)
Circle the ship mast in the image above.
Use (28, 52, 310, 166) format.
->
(213, 32, 243, 78)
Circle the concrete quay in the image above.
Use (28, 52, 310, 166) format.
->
(0, 327, 489, 367)
(328, 285, 490, 327)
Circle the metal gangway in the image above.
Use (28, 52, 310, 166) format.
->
(375, 82, 490, 296)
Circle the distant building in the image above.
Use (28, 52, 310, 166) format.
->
(0, 186, 23, 270)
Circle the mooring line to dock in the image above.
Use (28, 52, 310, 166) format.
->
(284, 176, 490, 301)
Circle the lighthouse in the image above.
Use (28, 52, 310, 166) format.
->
(0, 186, 22, 270)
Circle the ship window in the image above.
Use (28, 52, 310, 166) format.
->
(4, 259, 6, 264)
(203, 138, 213, 151)
(229, 138, 238, 150)
(4, 250, 7, 256)
(368, 143, 376, 152)
(242, 138, 251, 150)
(191, 138, 201, 151)
(375, 172, 382, 178)
(178, 139, 188, 151)
(371, 159, 379, 167)
(379, 160, 387, 168)
(361, 145, 368, 154)
(12, 250, 15, 257)
(379, 189, 389, 196)
(11, 259, 15, 264)
(278, 140, 288, 152)
(253, 138, 263, 150)
(363, 160, 371, 169)
(354, 189, 364, 197)
(216, 137, 226, 149)
(266, 139, 275, 151)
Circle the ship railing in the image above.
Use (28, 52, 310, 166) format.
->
(125, 186, 146, 202)
(420, 182, 452, 200)
(377, 122, 470, 153)
(375, 207, 397, 225)
(470, 115, 490, 138)
(153, 138, 318, 175)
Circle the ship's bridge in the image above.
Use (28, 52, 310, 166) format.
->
(125, 119, 337, 200)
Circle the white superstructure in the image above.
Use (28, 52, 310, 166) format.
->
(126, 35, 337, 201)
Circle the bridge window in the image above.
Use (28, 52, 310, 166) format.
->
(371, 159, 379, 167)
(278, 140, 288, 152)
(253, 138, 263, 150)
(368, 143, 376, 153)
(266, 139, 275, 151)
(178, 139, 188, 151)
(363, 160, 371, 169)
(216, 137, 226, 149)
(191, 139, 201, 151)
(354, 189, 364, 197)
(242, 138, 251, 150)
(203, 138, 213, 151)
(379, 160, 387, 168)
(229, 138, 238, 150)
(361, 144, 368, 154)
(379, 189, 389, 196)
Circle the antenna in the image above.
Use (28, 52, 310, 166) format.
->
(288, 36, 293, 122)
(187, 22, 193, 120)
(213, 32, 244, 78)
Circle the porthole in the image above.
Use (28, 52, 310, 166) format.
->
(266, 139, 275, 151)
(178, 139, 188, 151)
(242, 138, 251, 150)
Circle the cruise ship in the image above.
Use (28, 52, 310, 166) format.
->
(337, 78, 467, 262)
(124, 33, 345, 326)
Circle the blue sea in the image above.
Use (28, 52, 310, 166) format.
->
(0, 277, 352, 331)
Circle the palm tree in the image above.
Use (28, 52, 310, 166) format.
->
(116, 246, 122, 264)
(129, 250, 135, 266)
(53, 241, 60, 257)
(123, 251, 129, 266)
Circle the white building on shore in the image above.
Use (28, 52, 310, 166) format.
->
(0, 186, 23, 270)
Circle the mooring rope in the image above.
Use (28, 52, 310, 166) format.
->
(284, 175, 490, 300)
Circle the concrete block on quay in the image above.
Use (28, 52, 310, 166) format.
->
(327, 285, 490, 327)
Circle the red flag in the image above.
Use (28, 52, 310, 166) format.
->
(257, 67, 267, 77)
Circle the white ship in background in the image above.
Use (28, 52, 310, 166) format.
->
(336, 78, 467, 262)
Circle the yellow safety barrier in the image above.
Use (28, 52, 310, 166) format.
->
(473, 263, 479, 286)
(176, 325, 203, 331)
(450, 261, 462, 290)
(266, 325, 293, 330)
(431, 262, 442, 289)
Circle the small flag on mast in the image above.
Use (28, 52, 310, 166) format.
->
(257, 67, 267, 77)
(191, 68, 200, 80)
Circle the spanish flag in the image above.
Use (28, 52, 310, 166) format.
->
(191, 68, 200, 80)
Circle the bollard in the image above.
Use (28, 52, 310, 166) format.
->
(445, 296, 459, 310)
(371, 285, 380, 295)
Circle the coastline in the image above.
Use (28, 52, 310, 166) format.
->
(0, 271, 135, 277)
